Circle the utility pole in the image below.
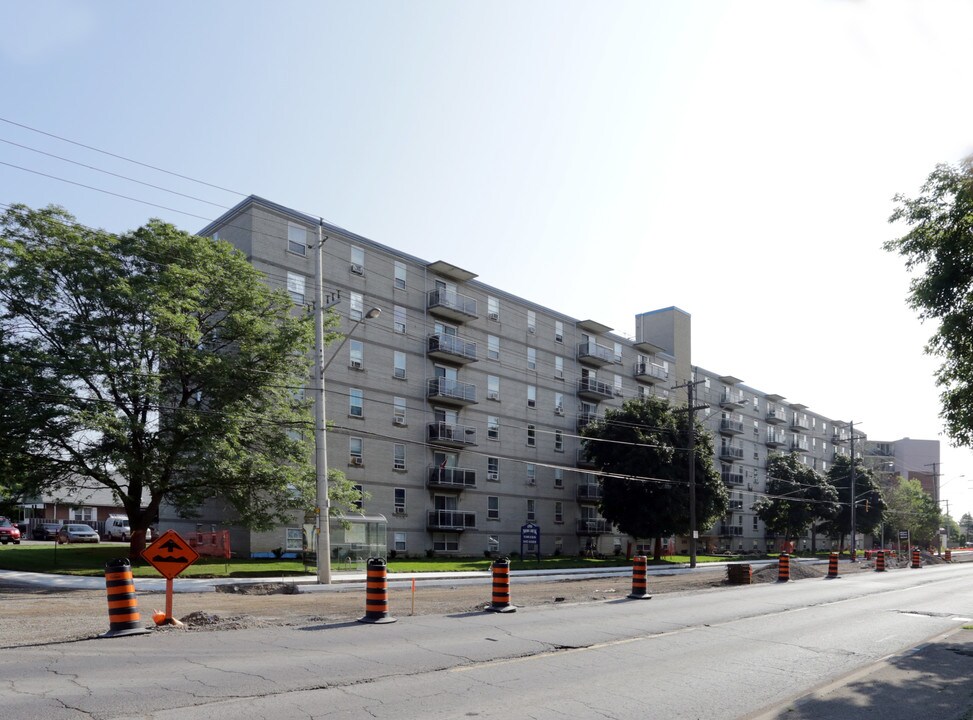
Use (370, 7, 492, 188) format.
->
(849, 421, 856, 562)
(673, 373, 708, 569)
(925, 462, 941, 505)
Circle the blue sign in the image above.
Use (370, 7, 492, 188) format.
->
(520, 523, 540, 562)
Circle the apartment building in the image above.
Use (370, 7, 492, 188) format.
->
(863, 438, 941, 501)
(175, 195, 919, 558)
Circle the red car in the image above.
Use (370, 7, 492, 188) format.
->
(0, 517, 22, 545)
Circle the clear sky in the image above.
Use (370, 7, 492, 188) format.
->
(3, 0, 973, 522)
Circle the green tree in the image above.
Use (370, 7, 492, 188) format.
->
(581, 397, 728, 560)
(884, 477, 943, 547)
(753, 452, 838, 547)
(0, 204, 358, 557)
(820, 454, 885, 550)
(960, 512, 973, 543)
(886, 160, 973, 446)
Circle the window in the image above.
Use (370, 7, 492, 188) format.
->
(487, 415, 500, 440)
(349, 339, 363, 369)
(753, 515, 759, 530)
(614, 374, 623, 395)
(527, 385, 536, 408)
(394, 532, 407, 551)
(527, 347, 536, 370)
(393, 305, 406, 334)
(70, 507, 94, 522)
(287, 222, 307, 256)
(393, 396, 406, 425)
(554, 468, 563, 488)
(394, 488, 406, 513)
(487, 457, 499, 481)
(393, 351, 407, 379)
(527, 310, 536, 333)
(488, 535, 500, 552)
(488, 496, 500, 520)
(286, 527, 303, 552)
(554, 502, 563, 523)
(554, 392, 564, 414)
(527, 424, 536, 447)
(554, 429, 563, 452)
(394, 261, 407, 290)
(433, 534, 459, 552)
(350, 292, 364, 321)
(613, 342, 623, 363)
(487, 334, 500, 360)
(555, 320, 564, 343)
(350, 245, 365, 271)
(488, 375, 500, 401)
(554, 536, 563, 554)
(526, 499, 536, 522)
(286, 272, 305, 304)
(353, 484, 364, 510)
(349, 437, 363, 463)
(555, 356, 564, 379)
(488, 296, 500, 321)
(393, 444, 406, 471)
(349, 388, 363, 417)
(526, 463, 536, 484)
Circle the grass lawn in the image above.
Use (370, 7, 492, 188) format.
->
(0, 544, 739, 579)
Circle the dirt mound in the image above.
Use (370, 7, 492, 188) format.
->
(170, 610, 271, 632)
(751, 561, 825, 584)
(214, 582, 300, 595)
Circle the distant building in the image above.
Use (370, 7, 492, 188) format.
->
(180, 195, 932, 557)
(863, 437, 941, 500)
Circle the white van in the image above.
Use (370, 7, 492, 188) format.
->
(104, 515, 131, 541)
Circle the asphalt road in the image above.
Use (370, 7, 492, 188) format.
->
(3, 562, 972, 719)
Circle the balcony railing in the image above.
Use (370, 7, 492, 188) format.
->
(427, 510, 476, 531)
(427, 466, 476, 490)
(765, 408, 787, 425)
(427, 289, 477, 321)
(577, 412, 602, 431)
(576, 484, 603, 502)
(831, 434, 848, 445)
(719, 525, 744, 537)
(577, 341, 616, 367)
(577, 377, 613, 401)
(427, 377, 477, 405)
(427, 333, 477, 364)
(719, 417, 744, 435)
(790, 439, 809, 453)
(576, 518, 612, 535)
(576, 447, 596, 468)
(722, 470, 744, 485)
(765, 430, 786, 448)
(634, 361, 668, 382)
(427, 421, 477, 447)
(719, 445, 745, 461)
(790, 416, 810, 431)
(720, 390, 746, 408)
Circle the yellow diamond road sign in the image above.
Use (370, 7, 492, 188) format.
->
(141, 529, 200, 580)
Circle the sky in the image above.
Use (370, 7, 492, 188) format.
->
(3, 0, 973, 521)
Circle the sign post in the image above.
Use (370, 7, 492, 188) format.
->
(141, 529, 200, 626)
(520, 523, 540, 564)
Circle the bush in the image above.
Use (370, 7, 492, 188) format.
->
(425, 548, 435, 558)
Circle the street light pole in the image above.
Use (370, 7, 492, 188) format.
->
(313, 220, 333, 585)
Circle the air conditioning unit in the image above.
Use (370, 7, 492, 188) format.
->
(393, 416, 406, 426)
(351, 456, 363, 466)
(394, 369, 406, 379)
(554, 406, 564, 416)
(487, 472, 499, 481)
(488, 311, 500, 322)
(350, 263, 364, 275)
(527, 326, 535, 334)
(488, 391, 500, 401)
(350, 359, 363, 370)
(614, 389, 623, 397)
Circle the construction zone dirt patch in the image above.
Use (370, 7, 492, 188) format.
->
(215, 582, 301, 595)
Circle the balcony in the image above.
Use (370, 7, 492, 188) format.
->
(576, 447, 596, 468)
(577, 341, 616, 367)
(722, 469, 744, 485)
(576, 484, 603, 502)
(790, 438, 810, 453)
(719, 416, 744, 435)
(427, 421, 477, 448)
(719, 525, 743, 537)
(719, 444, 745, 461)
(765, 408, 787, 425)
(831, 433, 848, 445)
(427, 289, 477, 322)
(577, 377, 613, 401)
(634, 361, 668, 383)
(427, 510, 476, 531)
(427, 377, 477, 406)
(790, 416, 810, 432)
(720, 390, 746, 409)
(426, 466, 476, 490)
(577, 412, 602, 432)
(576, 518, 612, 535)
(765, 430, 786, 448)
(427, 333, 477, 364)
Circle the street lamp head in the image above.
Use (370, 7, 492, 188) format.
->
(365, 307, 382, 319)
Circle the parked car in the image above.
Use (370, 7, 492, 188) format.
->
(0, 517, 21, 545)
(32, 523, 63, 541)
(56, 524, 100, 544)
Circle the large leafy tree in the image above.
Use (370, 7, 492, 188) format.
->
(960, 512, 973, 543)
(0, 204, 357, 556)
(582, 397, 728, 560)
(884, 477, 943, 547)
(753, 452, 838, 546)
(820, 454, 885, 549)
(886, 160, 973, 446)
